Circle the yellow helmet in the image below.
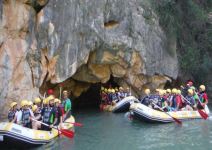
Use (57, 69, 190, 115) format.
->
(119, 87, 123, 90)
(101, 87, 104, 91)
(43, 98, 48, 105)
(54, 98, 60, 103)
(159, 90, 164, 96)
(199, 85, 206, 91)
(21, 100, 28, 107)
(108, 89, 111, 93)
(163, 90, 167, 94)
(47, 95, 55, 103)
(144, 89, 150, 95)
(156, 89, 160, 92)
(188, 89, 194, 95)
(104, 88, 108, 93)
(34, 97, 41, 104)
(112, 89, 115, 93)
(172, 88, 177, 94)
(177, 90, 181, 94)
(32, 105, 38, 112)
(166, 89, 171, 93)
(28, 101, 33, 106)
(115, 88, 118, 92)
(10, 102, 17, 108)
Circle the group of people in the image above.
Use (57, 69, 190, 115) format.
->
(100, 86, 131, 105)
(8, 89, 72, 131)
(140, 81, 208, 112)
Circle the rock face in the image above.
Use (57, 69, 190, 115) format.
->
(0, 0, 178, 118)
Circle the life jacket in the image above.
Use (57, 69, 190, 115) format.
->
(185, 95, 195, 106)
(111, 93, 118, 101)
(199, 92, 208, 103)
(170, 95, 177, 108)
(141, 96, 150, 106)
(150, 95, 160, 100)
(22, 109, 31, 126)
(157, 97, 164, 108)
(43, 107, 55, 124)
(108, 93, 113, 102)
(176, 95, 183, 108)
(8, 110, 16, 122)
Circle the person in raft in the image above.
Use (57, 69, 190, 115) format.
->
(19, 100, 34, 128)
(54, 98, 63, 126)
(33, 97, 42, 114)
(181, 89, 196, 111)
(34, 96, 57, 130)
(197, 85, 208, 109)
(8, 102, 18, 123)
(140, 89, 151, 107)
(62, 90, 72, 121)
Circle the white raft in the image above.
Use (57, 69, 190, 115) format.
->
(130, 103, 210, 123)
(112, 96, 139, 113)
(0, 116, 75, 147)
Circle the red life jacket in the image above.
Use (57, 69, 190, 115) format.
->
(176, 95, 183, 108)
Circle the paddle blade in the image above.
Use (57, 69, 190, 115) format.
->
(198, 109, 208, 120)
(61, 129, 74, 138)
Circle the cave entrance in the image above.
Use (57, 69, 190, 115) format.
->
(74, 75, 119, 110)
(39, 75, 120, 110)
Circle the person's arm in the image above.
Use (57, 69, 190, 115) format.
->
(162, 101, 168, 110)
(29, 109, 34, 118)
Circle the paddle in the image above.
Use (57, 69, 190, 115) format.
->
(181, 94, 208, 120)
(64, 122, 83, 127)
(31, 118, 74, 138)
(151, 102, 182, 125)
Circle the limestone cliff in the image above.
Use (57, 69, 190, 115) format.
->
(0, 0, 178, 118)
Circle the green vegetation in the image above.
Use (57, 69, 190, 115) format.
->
(150, 0, 212, 84)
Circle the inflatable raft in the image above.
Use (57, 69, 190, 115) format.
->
(130, 103, 210, 123)
(0, 116, 75, 147)
(112, 96, 139, 113)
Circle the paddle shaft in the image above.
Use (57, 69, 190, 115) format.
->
(31, 118, 58, 130)
(151, 102, 182, 124)
(64, 122, 83, 127)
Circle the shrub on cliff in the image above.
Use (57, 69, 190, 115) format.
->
(151, 0, 212, 84)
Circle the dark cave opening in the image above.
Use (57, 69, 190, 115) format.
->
(74, 75, 120, 110)
(39, 75, 120, 110)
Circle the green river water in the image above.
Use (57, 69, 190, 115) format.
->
(33, 106, 212, 150)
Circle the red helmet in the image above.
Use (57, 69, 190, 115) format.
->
(187, 80, 193, 86)
(47, 89, 54, 95)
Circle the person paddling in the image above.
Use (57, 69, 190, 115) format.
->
(197, 85, 208, 109)
(182, 89, 195, 111)
(36, 96, 57, 131)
